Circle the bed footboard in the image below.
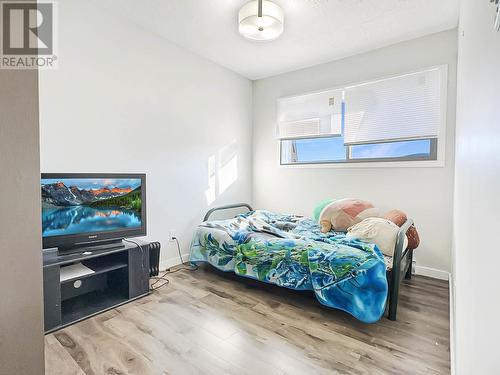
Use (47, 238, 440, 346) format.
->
(387, 218, 414, 321)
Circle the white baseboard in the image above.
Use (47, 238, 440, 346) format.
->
(449, 273, 456, 375)
(160, 253, 190, 271)
(414, 265, 450, 280)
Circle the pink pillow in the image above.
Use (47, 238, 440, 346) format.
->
(319, 198, 379, 232)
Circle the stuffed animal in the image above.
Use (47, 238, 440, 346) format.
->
(346, 217, 408, 257)
(318, 198, 379, 233)
(383, 209, 420, 250)
(312, 198, 337, 222)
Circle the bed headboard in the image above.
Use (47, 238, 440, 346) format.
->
(203, 203, 254, 222)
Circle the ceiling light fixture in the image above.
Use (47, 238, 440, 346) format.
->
(238, 0, 284, 41)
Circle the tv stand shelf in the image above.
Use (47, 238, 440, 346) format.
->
(61, 288, 128, 326)
(60, 258, 128, 285)
(42, 240, 150, 333)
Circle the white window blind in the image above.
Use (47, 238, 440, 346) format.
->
(343, 67, 445, 145)
(277, 89, 343, 140)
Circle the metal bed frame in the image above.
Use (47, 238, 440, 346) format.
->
(202, 203, 414, 321)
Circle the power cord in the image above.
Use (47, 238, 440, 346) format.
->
(124, 238, 170, 292)
(123, 238, 146, 276)
(142, 236, 199, 292)
(171, 237, 198, 272)
(149, 272, 170, 291)
(174, 237, 185, 264)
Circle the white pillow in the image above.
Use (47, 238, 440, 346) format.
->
(346, 217, 408, 257)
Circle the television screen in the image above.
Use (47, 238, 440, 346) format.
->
(41, 175, 145, 242)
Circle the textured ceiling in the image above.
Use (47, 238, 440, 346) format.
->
(97, 0, 459, 80)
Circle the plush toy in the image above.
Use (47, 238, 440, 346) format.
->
(312, 198, 336, 222)
(318, 198, 379, 233)
(346, 217, 408, 257)
(383, 209, 420, 250)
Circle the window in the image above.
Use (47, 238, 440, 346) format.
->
(281, 138, 437, 164)
(350, 139, 435, 160)
(281, 137, 346, 164)
(278, 66, 446, 166)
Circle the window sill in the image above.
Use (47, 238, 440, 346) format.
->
(278, 159, 445, 169)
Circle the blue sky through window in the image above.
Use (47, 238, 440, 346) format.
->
(293, 137, 346, 162)
(282, 137, 432, 164)
(350, 139, 432, 159)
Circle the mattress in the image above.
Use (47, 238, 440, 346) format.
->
(190, 210, 389, 323)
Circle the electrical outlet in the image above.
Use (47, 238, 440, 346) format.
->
(169, 231, 176, 242)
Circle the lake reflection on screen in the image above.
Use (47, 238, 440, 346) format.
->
(42, 206, 141, 237)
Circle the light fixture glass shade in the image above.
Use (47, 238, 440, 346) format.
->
(238, 0, 284, 41)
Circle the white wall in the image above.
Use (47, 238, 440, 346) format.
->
(454, 2, 500, 374)
(0, 64, 44, 372)
(253, 30, 457, 274)
(39, 0, 253, 267)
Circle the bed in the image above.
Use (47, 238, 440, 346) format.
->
(189, 203, 414, 323)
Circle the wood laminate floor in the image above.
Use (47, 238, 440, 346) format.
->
(45, 265, 450, 375)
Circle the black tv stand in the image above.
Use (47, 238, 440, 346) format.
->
(42, 239, 150, 333)
(57, 238, 125, 256)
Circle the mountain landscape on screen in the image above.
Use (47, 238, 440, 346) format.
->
(42, 181, 141, 211)
(41, 178, 143, 237)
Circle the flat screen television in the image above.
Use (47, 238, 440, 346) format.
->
(41, 173, 146, 251)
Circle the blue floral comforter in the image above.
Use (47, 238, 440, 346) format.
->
(189, 210, 388, 323)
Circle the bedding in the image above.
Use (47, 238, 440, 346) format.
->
(189, 210, 388, 323)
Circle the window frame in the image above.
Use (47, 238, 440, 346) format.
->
(277, 65, 448, 169)
(279, 138, 438, 166)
